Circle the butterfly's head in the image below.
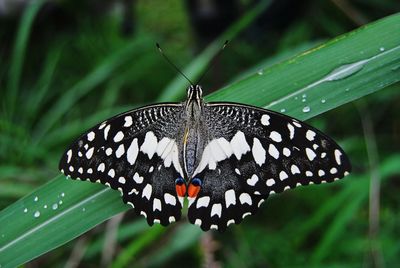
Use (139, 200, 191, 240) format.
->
(187, 85, 203, 101)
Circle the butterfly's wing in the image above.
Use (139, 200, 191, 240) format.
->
(188, 103, 351, 231)
(59, 104, 186, 226)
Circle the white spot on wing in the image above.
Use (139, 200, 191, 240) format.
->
(268, 144, 279, 159)
(108, 169, 115, 178)
(86, 147, 94, 159)
(133, 172, 143, 184)
(153, 198, 161, 211)
(242, 212, 251, 219)
(195, 219, 202, 226)
(142, 184, 152, 200)
(106, 148, 113, 156)
(291, 164, 300, 174)
(127, 138, 139, 165)
(216, 137, 233, 157)
(252, 138, 266, 166)
(306, 130, 316, 141)
(196, 196, 210, 208)
(246, 174, 259, 186)
(287, 123, 295, 139)
(140, 131, 158, 159)
(283, 147, 291, 157)
(261, 114, 270, 126)
(279, 171, 288, 180)
(306, 148, 316, 161)
(270, 131, 282, 142)
(104, 125, 110, 140)
(225, 189, 236, 208)
(209, 139, 228, 162)
(230, 131, 250, 160)
(115, 144, 125, 158)
(114, 131, 124, 143)
(211, 203, 222, 218)
(239, 193, 252, 205)
(156, 137, 172, 156)
(97, 163, 105, 172)
(292, 121, 301, 128)
(334, 149, 342, 165)
(164, 193, 176, 206)
(124, 116, 133, 127)
(118, 177, 126, 184)
(67, 150, 72, 163)
(87, 131, 95, 141)
(266, 178, 275, 186)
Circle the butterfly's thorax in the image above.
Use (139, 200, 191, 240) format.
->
(181, 86, 207, 179)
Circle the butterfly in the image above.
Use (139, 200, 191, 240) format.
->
(59, 85, 351, 231)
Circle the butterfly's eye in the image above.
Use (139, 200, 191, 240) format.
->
(188, 177, 202, 198)
(187, 85, 194, 96)
(195, 85, 203, 98)
(175, 177, 186, 197)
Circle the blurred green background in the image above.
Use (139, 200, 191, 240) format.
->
(1, 0, 400, 267)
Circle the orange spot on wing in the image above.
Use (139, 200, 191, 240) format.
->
(188, 184, 201, 198)
(175, 184, 187, 197)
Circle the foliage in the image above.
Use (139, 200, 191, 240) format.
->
(0, 0, 399, 267)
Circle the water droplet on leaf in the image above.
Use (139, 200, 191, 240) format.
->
(302, 106, 311, 113)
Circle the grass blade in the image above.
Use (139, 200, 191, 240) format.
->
(5, 0, 45, 118)
(0, 13, 399, 267)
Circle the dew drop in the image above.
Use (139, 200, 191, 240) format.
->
(302, 94, 307, 98)
(379, 47, 385, 52)
(302, 106, 311, 113)
(61, 192, 65, 197)
(345, 88, 350, 92)
(257, 69, 264, 75)
(52, 203, 58, 210)
(302, 98, 306, 102)
(294, 96, 298, 100)
(34, 211, 40, 218)
(23, 208, 28, 213)
(82, 208, 86, 212)
(44, 205, 48, 209)
(280, 108, 286, 113)
(321, 99, 326, 103)
(59, 200, 63, 205)
(325, 60, 368, 81)
(34, 196, 38, 202)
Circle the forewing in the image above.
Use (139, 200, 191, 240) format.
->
(188, 103, 351, 231)
(59, 104, 185, 226)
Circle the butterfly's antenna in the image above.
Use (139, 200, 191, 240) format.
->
(156, 43, 194, 86)
(196, 40, 229, 85)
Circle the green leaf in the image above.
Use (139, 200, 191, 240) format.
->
(1, 12, 400, 268)
(207, 13, 400, 121)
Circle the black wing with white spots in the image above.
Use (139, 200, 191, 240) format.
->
(59, 104, 185, 226)
(187, 103, 351, 231)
